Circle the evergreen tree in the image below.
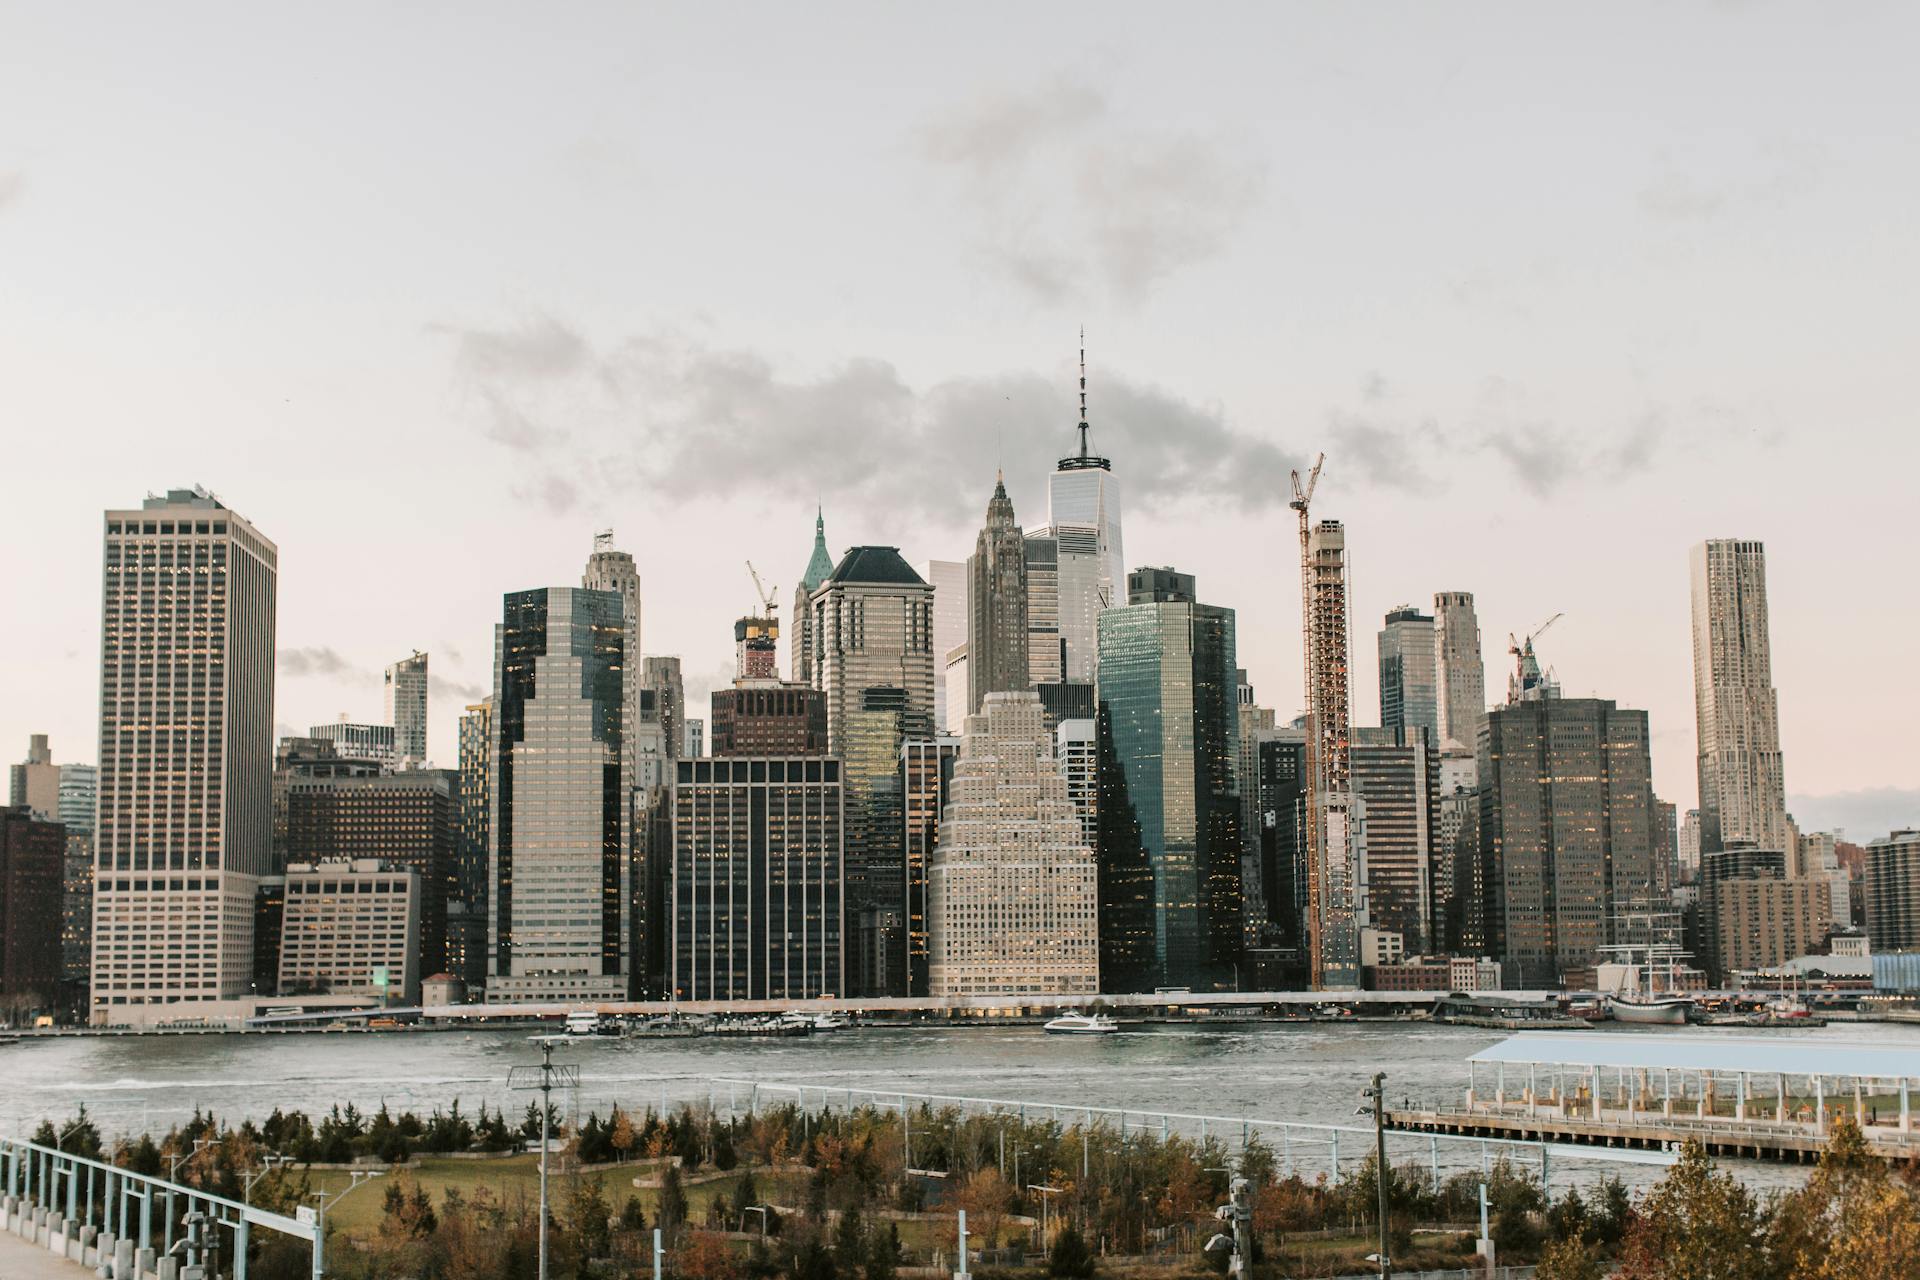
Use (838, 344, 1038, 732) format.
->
(1047, 1223, 1096, 1280)
(658, 1164, 689, 1244)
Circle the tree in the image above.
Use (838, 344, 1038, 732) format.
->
(1770, 1113, 1920, 1280)
(1616, 1140, 1770, 1280)
(657, 1164, 689, 1244)
(955, 1166, 1015, 1247)
(832, 1204, 865, 1270)
(611, 1107, 637, 1161)
(1047, 1223, 1096, 1280)
(863, 1221, 901, 1280)
(567, 1173, 613, 1262)
(678, 1230, 743, 1280)
(1536, 1235, 1605, 1280)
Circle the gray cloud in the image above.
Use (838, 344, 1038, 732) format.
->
(918, 82, 1264, 305)
(278, 646, 357, 678)
(428, 674, 486, 703)
(440, 317, 1311, 524)
(1472, 381, 1665, 497)
(0, 172, 22, 211)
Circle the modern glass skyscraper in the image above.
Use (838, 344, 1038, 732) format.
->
(902, 734, 960, 996)
(451, 698, 492, 988)
(384, 650, 429, 766)
(1032, 342, 1122, 684)
(967, 475, 1029, 717)
(1479, 695, 1655, 986)
(1689, 540, 1791, 854)
(670, 756, 844, 1001)
(485, 586, 629, 1003)
(91, 488, 277, 1024)
(1377, 606, 1437, 738)
(1095, 568, 1240, 992)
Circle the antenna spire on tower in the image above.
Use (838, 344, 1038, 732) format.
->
(1077, 327, 1090, 458)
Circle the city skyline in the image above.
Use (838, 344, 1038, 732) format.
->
(4, 5, 1917, 840)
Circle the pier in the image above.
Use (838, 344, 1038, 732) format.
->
(1386, 1032, 1920, 1164)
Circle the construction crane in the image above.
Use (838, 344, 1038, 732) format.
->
(1289, 452, 1325, 986)
(1506, 612, 1564, 702)
(745, 561, 778, 620)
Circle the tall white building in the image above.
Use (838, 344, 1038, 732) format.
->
(1678, 808, 1703, 884)
(91, 488, 277, 1024)
(927, 692, 1097, 996)
(1030, 341, 1121, 684)
(1432, 592, 1485, 761)
(384, 651, 429, 766)
(1690, 540, 1791, 853)
(921, 559, 967, 733)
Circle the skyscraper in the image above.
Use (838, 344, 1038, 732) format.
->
(1864, 830, 1920, 954)
(452, 699, 492, 988)
(91, 489, 276, 1025)
(1235, 674, 1278, 948)
(928, 692, 1099, 996)
(902, 734, 961, 996)
(711, 606, 828, 757)
(1, 807, 65, 1005)
(670, 756, 844, 1001)
(1351, 726, 1439, 956)
(791, 510, 836, 685)
(1095, 568, 1241, 992)
(1377, 606, 1437, 738)
(921, 558, 967, 733)
(1031, 338, 1122, 684)
(307, 720, 397, 769)
(8, 734, 57, 818)
(585, 533, 645, 903)
(283, 769, 456, 978)
(1303, 520, 1359, 988)
(967, 475, 1029, 716)
(1480, 695, 1656, 986)
(1024, 535, 1064, 686)
(1055, 718, 1098, 850)
(384, 650, 429, 767)
(809, 546, 935, 996)
(1433, 592, 1486, 760)
(1690, 540, 1791, 853)
(485, 585, 629, 1003)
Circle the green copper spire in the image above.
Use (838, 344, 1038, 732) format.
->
(799, 506, 835, 593)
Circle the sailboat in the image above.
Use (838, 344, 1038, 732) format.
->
(1602, 930, 1695, 1026)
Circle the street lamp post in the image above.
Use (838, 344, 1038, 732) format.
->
(308, 1169, 383, 1280)
(1359, 1072, 1391, 1280)
(509, 1035, 579, 1280)
(1026, 1184, 1063, 1255)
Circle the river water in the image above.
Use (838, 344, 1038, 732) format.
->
(9, 1020, 1916, 1193)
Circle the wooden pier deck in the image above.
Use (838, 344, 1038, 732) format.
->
(1387, 1102, 1920, 1164)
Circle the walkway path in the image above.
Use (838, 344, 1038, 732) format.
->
(0, 1227, 95, 1277)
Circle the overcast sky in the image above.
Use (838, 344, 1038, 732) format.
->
(3, 3, 1915, 839)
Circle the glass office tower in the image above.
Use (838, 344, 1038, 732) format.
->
(1094, 569, 1241, 992)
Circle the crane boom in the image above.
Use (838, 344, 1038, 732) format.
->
(745, 561, 778, 617)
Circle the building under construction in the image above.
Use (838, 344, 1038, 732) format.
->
(1291, 456, 1361, 989)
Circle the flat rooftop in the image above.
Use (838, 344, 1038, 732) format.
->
(1471, 1031, 1920, 1080)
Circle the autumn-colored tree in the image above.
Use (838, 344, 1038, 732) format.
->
(1616, 1140, 1771, 1280)
(678, 1230, 744, 1280)
(611, 1106, 637, 1161)
(1771, 1113, 1920, 1280)
(955, 1165, 1015, 1246)
(1536, 1234, 1605, 1280)
(1818, 1179, 1920, 1280)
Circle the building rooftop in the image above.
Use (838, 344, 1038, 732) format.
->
(1471, 1032, 1920, 1080)
(828, 546, 926, 587)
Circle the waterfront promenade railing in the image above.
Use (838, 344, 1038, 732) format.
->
(0, 1136, 320, 1279)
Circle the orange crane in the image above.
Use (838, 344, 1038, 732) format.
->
(745, 561, 778, 620)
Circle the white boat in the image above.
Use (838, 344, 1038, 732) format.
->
(781, 1010, 851, 1032)
(1043, 1011, 1118, 1035)
(1610, 995, 1692, 1025)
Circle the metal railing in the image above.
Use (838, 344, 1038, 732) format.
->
(0, 1135, 320, 1279)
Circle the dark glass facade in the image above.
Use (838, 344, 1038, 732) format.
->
(1480, 696, 1654, 985)
(670, 757, 843, 1000)
(1094, 579, 1242, 992)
